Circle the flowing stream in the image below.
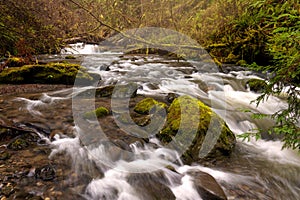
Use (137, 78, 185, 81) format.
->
(1, 43, 299, 199)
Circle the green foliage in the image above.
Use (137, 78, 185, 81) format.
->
(208, 0, 300, 150)
(0, 0, 63, 55)
(237, 130, 262, 142)
(248, 1, 300, 150)
(247, 78, 267, 92)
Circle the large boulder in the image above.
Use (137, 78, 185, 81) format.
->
(157, 95, 235, 162)
(0, 62, 96, 84)
(189, 170, 227, 200)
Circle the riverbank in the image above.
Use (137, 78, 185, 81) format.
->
(0, 84, 71, 96)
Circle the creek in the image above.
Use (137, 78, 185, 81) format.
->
(0, 43, 299, 200)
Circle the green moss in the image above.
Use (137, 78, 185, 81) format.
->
(224, 53, 239, 63)
(134, 98, 167, 115)
(247, 78, 267, 92)
(83, 106, 109, 119)
(237, 59, 247, 66)
(157, 95, 236, 161)
(0, 62, 93, 84)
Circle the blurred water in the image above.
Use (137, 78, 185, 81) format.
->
(1, 47, 299, 199)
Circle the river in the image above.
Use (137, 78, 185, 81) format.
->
(0, 43, 299, 200)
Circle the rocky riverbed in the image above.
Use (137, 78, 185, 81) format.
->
(1, 83, 234, 200)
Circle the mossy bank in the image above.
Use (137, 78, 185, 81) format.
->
(0, 62, 97, 85)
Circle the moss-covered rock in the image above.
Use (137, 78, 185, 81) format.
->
(5, 57, 27, 67)
(157, 95, 235, 162)
(134, 98, 167, 115)
(83, 106, 109, 119)
(0, 62, 94, 84)
(8, 138, 29, 150)
(247, 78, 267, 92)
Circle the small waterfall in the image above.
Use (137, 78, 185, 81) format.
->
(61, 43, 101, 54)
(50, 131, 205, 200)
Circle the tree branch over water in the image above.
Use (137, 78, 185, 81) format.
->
(66, 0, 209, 52)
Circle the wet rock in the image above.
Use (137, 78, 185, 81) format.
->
(50, 190, 63, 198)
(99, 64, 110, 71)
(190, 80, 209, 93)
(165, 93, 179, 103)
(144, 83, 159, 90)
(8, 138, 29, 150)
(111, 83, 139, 98)
(127, 172, 176, 200)
(23, 122, 51, 136)
(65, 55, 76, 60)
(0, 151, 11, 160)
(95, 85, 115, 97)
(157, 95, 236, 162)
(35, 165, 56, 181)
(0, 125, 22, 142)
(189, 170, 227, 200)
(28, 196, 43, 200)
(0, 183, 14, 197)
(83, 83, 139, 98)
(13, 191, 36, 199)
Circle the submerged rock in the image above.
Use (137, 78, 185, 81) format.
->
(35, 165, 56, 181)
(0, 62, 95, 85)
(8, 138, 29, 150)
(94, 83, 138, 98)
(157, 95, 236, 162)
